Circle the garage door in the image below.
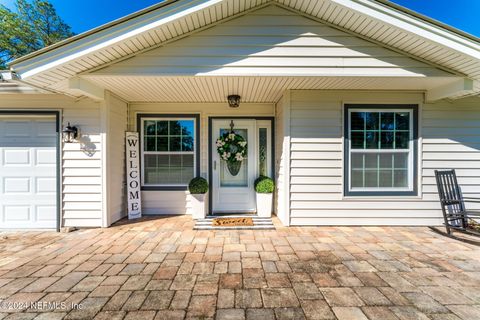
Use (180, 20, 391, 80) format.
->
(0, 115, 58, 229)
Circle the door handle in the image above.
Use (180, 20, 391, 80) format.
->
(214, 160, 217, 170)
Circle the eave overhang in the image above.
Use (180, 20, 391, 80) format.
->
(7, 0, 480, 101)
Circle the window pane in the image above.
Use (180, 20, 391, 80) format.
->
(379, 170, 393, 188)
(145, 137, 156, 151)
(182, 136, 194, 152)
(145, 154, 157, 168)
(169, 121, 182, 135)
(380, 112, 394, 130)
(351, 132, 364, 149)
(394, 170, 408, 188)
(182, 154, 195, 182)
(169, 155, 183, 184)
(258, 128, 267, 176)
(365, 170, 378, 187)
(365, 132, 379, 149)
(351, 112, 365, 130)
(351, 153, 364, 169)
(156, 121, 168, 135)
(351, 170, 363, 188)
(379, 154, 393, 169)
(395, 132, 409, 149)
(365, 112, 379, 130)
(380, 132, 394, 149)
(144, 154, 194, 185)
(396, 112, 410, 130)
(169, 137, 181, 151)
(393, 153, 408, 169)
(144, 154, 168, 184)
(157, 137, 168, 152)
(145, 121, 156, 135)
(180, 120, 194, 137)
(365, 153, 378, 169)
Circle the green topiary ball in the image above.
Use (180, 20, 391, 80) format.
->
(188, 177, 209, 194)
(254, 176, 275, 193)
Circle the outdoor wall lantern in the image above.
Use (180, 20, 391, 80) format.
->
(62, 122, 79, 143)
(227, 94, 241, 108)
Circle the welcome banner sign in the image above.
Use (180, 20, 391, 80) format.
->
(126, 132, 142, 219)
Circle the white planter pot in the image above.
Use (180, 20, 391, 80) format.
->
(256, 192, 273, 217)
(190, 193, 207, 220)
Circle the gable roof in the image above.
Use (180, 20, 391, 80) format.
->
(8, 0, 480, 99)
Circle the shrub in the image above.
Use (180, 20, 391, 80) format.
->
(188, 177, 209, 194)
(254, 176, 275, 193)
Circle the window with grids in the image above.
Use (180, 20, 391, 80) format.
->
(141, 117, 196, 187)
(346, 106, 416, 195)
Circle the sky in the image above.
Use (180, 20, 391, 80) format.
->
(1, 0, 479, 38)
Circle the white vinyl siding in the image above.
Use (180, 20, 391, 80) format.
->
(422, 100, 480, 205)
(85, 5, 455, 103)
(0, 94, 104, 228)
(94, 6, 451, 78)
(128, 102, 274, 215)
(287, 90, 480, 226)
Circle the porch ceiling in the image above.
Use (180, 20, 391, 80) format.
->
(82, 75, 462, 103)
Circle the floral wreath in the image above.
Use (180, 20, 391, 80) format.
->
(216, 131, 247, 163)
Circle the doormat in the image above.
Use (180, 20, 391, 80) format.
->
(212, 217, 254, 227)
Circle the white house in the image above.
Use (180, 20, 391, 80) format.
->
(1, 0, 480, 229)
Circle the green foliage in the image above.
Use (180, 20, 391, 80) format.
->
(216, 131, 247, 164)
(188, 177, 209, 194)
(0, 0, 75, 68)
(254, 176, 275, 193)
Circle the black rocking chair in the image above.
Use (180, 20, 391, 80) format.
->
(435, 169, 480, 235)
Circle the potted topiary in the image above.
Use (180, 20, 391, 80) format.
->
(254, 176, 274, 217)
(188, 177, 209, 219)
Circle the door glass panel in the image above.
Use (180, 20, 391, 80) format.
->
(258, 128, 267, 176)
(219, 128, 248, 187)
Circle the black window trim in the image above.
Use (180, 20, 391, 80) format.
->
(344, 104, 418, 197)
(137, 113, 200, 191)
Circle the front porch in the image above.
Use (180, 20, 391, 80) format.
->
(0, 216, 479, 319)
(60, 2, 479, 228)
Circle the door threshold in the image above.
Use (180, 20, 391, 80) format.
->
(207, 213, 257, 218)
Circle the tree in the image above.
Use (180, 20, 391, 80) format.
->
(0, 0, 74, 69)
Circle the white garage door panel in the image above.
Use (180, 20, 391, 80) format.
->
(36, 178, 56, 193)
(3, 149, 30, 165)
(36, 149, 56, 165)
(4, 177, 31, 193)
(0, 116, 57, 229)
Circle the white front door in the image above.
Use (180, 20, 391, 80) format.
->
(211, 119, 256, 213)
(0, 115, 58, 229)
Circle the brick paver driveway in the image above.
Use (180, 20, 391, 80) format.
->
(1, 216, 480, 320)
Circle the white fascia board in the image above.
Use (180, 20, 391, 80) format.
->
(68, 77, 105, 101)
(12, 0, 223, 79)
(334, 0, 480, 59)
(425, 78, 475, 102)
